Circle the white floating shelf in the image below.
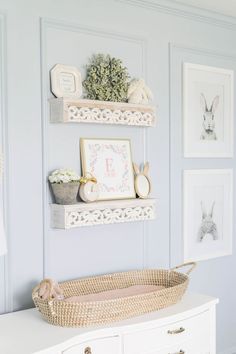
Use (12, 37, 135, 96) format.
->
(51, 198, 156, 229)
(49, 98, 156, 127)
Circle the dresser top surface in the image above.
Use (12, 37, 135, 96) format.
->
(0, 292, 218, 354)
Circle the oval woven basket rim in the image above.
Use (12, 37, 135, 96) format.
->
(32, 267, 193, 327)
(34, 285, 184, 306)
(58, 268, 189, 285)
(32, 269, 189, 306)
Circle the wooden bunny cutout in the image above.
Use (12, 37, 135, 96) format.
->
(133, 162, 151, 199)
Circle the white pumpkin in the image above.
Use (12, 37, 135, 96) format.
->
(79, 174, 99, 203)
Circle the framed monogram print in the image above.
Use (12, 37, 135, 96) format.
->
(80, 138, 135, 200)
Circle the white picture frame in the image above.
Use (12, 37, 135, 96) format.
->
(183, 63, 234, 157)
(183, 169, 233, 262)
(50, 64, 82, 99)
(80, 138, 136, 201)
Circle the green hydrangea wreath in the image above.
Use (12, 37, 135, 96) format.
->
(83, 54, 130, 102)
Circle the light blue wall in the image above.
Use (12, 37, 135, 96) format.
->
(0, 0, 235, 352)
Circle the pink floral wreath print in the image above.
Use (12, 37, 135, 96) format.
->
(88, 142, 131, 194)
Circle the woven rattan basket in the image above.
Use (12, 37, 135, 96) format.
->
(32, 262, 196, 327)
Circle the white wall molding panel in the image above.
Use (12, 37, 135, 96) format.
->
(116, 0, 236, 31)
(0, 1, 235, 353)
(41, 18, 147, 276)
(40, 16, 150, 279)
(0, 13, 10, 314)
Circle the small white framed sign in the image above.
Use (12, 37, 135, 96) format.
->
(183, 63, 234, 157)
(183, 169, 233, 262)
(50, 64, 82, 99)
(80, 138, 136, 201)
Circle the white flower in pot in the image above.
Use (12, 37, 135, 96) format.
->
(49, 169, 80, 205)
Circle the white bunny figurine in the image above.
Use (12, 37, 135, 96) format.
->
(127, 79, 153, 104)
(133, 162, 151, 198)
(200, 93, 219, 140)
(198, 201, 218, 242)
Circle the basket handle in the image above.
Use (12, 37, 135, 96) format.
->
(171, 262, 196, 275)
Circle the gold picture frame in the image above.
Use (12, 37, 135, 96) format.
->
(80, 138, 136, 201)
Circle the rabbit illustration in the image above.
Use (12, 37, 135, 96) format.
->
(198, 201, 218, 242)
(200, 93, 219, 140)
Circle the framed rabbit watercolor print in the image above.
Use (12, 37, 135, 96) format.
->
(183, 169, 233, 262)
(183, 63, 234, 157)
(80, 138, 135, 201)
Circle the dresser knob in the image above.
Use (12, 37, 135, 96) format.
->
(84, 347, 92, 354)
(169, 350, 185, 354)
(167, 327, 185, 335)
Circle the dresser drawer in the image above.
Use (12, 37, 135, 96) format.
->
(123, 310, 210, 354)
(62, 336, 120, 354)
(154, 337, 210, 354)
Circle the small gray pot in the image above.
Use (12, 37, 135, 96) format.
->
(51, 182, 80, 205)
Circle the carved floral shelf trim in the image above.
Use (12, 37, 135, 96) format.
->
(51, 199, 156, 229)
(49, 98, 156, 127)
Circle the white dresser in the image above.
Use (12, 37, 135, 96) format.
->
(0, 293, 218, 354)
